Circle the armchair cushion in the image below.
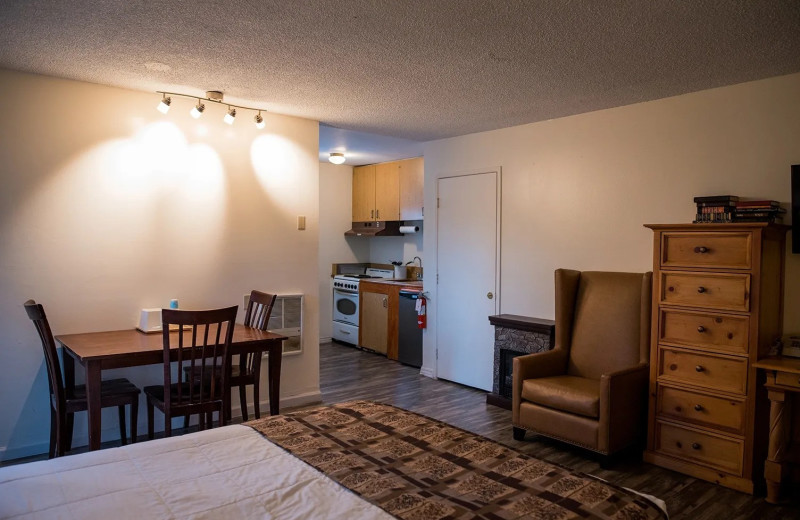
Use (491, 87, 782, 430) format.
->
(521, 375, 600, 419)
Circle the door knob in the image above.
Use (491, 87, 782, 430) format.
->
(487, 292, 493, 299)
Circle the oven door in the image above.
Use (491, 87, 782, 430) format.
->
(333, 289, 359, 326)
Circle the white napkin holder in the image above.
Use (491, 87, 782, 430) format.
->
(137, 308, 162, 333)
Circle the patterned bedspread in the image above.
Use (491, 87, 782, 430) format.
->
(247, 401, 667, 520)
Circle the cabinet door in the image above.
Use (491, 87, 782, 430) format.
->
(375, 162, 400, 221)
(399, 157, 424, 220)
(360, 291, 388, 354)
(352, 165, 376, 221)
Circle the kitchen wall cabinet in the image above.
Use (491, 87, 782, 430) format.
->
(375, 162, 400, 221)
(399, 157, 424, 220)
(360, 290, 389, 354)
(351, 157, 423, 222)
(352, 165, 376, 221)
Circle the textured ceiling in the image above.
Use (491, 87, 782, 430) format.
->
(1, 1, 799, 142)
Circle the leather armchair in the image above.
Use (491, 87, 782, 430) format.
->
(512, 269, 652, 456)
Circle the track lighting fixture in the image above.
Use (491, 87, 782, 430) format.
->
(157, 94, 171, 114)
(155, 90, 267, 129)
(224, 107, 236, 125)
(329, 152, 346, 165)
(190, 100, 205, 119)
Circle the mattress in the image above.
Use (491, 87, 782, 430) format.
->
(0, 424, 393, 520)
(0, 401, 667, 519)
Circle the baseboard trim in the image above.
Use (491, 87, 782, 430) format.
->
(420, 366, 436, 379)
(319, 336, 332, 343)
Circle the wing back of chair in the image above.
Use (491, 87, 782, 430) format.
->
(561, 271, 652, 380)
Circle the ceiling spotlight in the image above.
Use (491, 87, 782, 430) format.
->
(224, 107, 236, 125)
(329, 152, 346, 165)
(156, 94, 171, 114)
(254, 111, 265, 129)
(190, 100, 205, 119)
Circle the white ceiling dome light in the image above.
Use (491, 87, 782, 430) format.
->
(329, 152, 346, 164)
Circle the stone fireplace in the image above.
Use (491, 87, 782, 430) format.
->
(487, 315, 555, 409)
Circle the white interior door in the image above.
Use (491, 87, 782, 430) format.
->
(436, 171, 498, 390)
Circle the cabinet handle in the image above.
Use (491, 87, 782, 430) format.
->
(371, 209, 374, 219)
(697, 286, 706, 293)
(694, 404, 704, 411)
(694, 246, 709, 254)
(697, 325, 706, 333)
(382, 297, 387, 308)
(376, 209, 380, 219)
(692, 442, 702, 450)
(695, 365, 705, 372)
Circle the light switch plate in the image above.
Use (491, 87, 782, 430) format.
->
(297, 215, 306, 230)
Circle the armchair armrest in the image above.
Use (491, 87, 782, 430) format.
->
(598, 363, 650, 453)
(512, 349, 568, 423)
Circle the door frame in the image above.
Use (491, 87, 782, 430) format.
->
(434, 167, 502, 381)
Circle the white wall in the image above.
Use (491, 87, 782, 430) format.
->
(0, 69, 321, 460)
(369, 231, 423, 267)
(318, 162, 370, 340)
(422, 73, 800, 376)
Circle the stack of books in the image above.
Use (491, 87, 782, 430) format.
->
(693, 195, 737, 223)
(733, 200, 785, 223)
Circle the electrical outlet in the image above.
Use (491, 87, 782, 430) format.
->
(297, 215, 306, 230)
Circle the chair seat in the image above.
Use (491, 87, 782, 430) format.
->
(521, 375, 600, 419)
(62, 378, 141, 412)
(143, 382, 223, 406)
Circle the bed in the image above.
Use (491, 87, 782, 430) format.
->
(0, 401, 667, 519)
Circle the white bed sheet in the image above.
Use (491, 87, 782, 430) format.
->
(0, 424, 394, 520)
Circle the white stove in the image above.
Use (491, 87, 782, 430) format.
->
(332, 268, 394, 345)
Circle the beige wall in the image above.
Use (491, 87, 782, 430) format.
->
(318, 162, 369, 340)
(422, 73, 800, 375)
(0, 69, 321, 459)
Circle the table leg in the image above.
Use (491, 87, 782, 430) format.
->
(268, 343, 282, 415)
(764, 388, 791, 504)
(86, 361, 102, 451)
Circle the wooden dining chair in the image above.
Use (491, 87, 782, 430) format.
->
(145, 306, 238, 438)
(24, 300, 141, 457)
(182, 291, 276, 424)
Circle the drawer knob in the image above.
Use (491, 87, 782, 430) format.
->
(676, 441, 683, 448)
(694, 404, 704, 411)
(727, 332, 734, 340)
(697, 286, 706, 293)
(668, 286, 675, 292)
(694, 246, 709, 254)
(697, 325, 706, 333)
(695, 365, 705, 372)
(669, 363, 678, 371)
(692, 442, 702, 450)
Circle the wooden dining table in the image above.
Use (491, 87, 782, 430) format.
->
(55, 324, 287, 451)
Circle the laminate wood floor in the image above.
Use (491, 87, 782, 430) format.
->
(319, 341, 799, 520)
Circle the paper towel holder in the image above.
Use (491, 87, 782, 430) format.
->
(400, 225, 420, 234)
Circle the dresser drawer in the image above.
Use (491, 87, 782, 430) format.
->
(660, 272, 750, 312)
(660, 309, 749, 355)
(661, 232, 752, 269)
(655, 421, 743, 475)
(775, 372, 800, 390)
(658, 347, 748, 394)
(657, 385, 745, 434)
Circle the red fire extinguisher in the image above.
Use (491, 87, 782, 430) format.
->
(416, 296, 427, 329)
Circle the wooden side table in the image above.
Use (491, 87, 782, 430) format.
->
(753, 356, 800, 503)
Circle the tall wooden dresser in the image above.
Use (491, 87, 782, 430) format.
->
(643, 223, 788, 493)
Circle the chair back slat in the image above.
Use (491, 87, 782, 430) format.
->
(24, 300, 66, 413)
(162, 306, 237, 410)
(242, 291, 277, 373)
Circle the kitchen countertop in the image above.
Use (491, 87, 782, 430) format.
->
(361, 279, 423, 290)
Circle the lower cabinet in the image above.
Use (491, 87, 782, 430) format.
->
(360, 291, 388, 354)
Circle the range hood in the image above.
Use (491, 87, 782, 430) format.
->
(344, 221, 403, 237)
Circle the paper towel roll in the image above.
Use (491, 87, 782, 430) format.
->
(399, 225, 419, 234)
